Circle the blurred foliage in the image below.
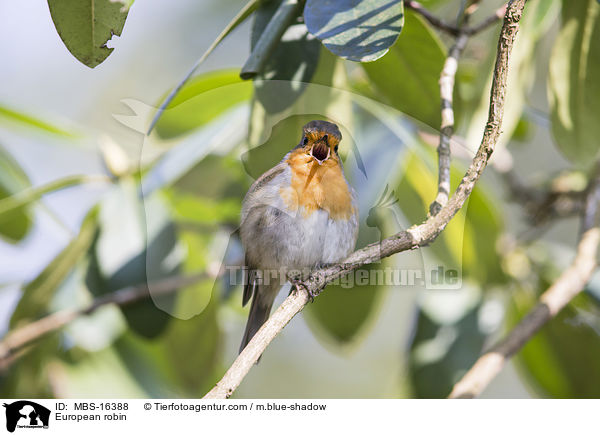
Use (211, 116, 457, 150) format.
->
(511, 285, 600, 398)
(0, 145, 32, 243)
(548, 0, 600, 165)
(252, 0, 322, 113)
(463, 0, 559, 152)
(155, 70, 252, 139)
(1, 0, 600, 400)
(396, 150, 505, 286)
(0, 105, 76, 138)
(409, 290, 487, 398)
(362, 10, 445, 130)
(10, 209, 99, 329)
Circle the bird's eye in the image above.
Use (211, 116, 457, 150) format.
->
(323, 134, 328, 143)
(334, 145, 339, 153)
(303, 137, 309, 145)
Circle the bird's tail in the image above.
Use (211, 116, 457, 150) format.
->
(239, 282, 279, 354)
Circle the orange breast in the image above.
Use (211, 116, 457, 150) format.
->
(280, 149, 354, 220)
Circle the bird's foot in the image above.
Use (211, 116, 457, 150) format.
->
(288, 277, 317, 303)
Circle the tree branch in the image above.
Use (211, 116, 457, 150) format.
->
(203, 0, 528, 399)
(405, 1, 461, 35)
(501, 168, 586, 225)
(429, 10, 472, 216)
(0, 272, 209, 367)
(449, 165, 600, 398)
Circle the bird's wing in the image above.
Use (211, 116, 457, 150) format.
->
(246, 161, 287, 198)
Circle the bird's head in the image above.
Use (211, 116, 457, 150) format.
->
(298, 120, 342, 166)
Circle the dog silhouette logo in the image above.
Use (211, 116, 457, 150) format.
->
(3, 401, 50, 432)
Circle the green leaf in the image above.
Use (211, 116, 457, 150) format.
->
(154, 70, 252, 139)
(0, 105, 76, 137)
(409, 287, 487, 398)
(47, 0, 133, 68)
(0, 175, 105, 236)
(511, 286, 600, 398)
(304, 0, 404, 62)
(362, 10, 445, 129)
(148, 0, 261, 134)
(0, 146, 32, 243)
(304, 262, 386, 346)
(548, 0, 600, 165)
(86, 179, 178, 338)
(55, 297, 221, 398)
(252, 0, 321, 113)
(464, 0, 559, 152)
(10, 207, 99, 328)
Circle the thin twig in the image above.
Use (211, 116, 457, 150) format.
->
(500, 167, 586, 225)
(405, 0, 461, 35)
(204, 0, 528, 399)
(0, 272, 209, 366)
(449, 165, 600, 399)
(405, 1, 506, 36)
(429, 15, 470, 216)
(465, 4, 508, 35)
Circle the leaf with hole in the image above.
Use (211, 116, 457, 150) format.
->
(47, 0, 133, 68)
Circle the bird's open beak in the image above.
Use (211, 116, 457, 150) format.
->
(310, 141, 330, 165)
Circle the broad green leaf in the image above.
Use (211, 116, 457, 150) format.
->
(409, 287, 487, 398)
(148, 0, 261, 134)
(511, 286, 600, 398)
(304, 0, 404, 62)
(304, 262, 387, 346)
(155, 70, 252, 139)
(464, 0, 559, 152)
(56, 337, 172, 398)
(362, 10, 445, 130)
(548, 0, 600, 165)
(55, 297, 221, 398)
(160, 297, 222, 396)
(0, 105, 76, 137)
(0, 146, 32, 243)
(86, 179, 177, 338)
(10, 207, 99, 328)
(47, 0, 133, 68)
(252, 0, 321, 113)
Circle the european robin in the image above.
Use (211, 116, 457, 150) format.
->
(239, 120, 359, 353)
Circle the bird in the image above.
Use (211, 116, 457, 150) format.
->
(239, 120, 359, 353)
